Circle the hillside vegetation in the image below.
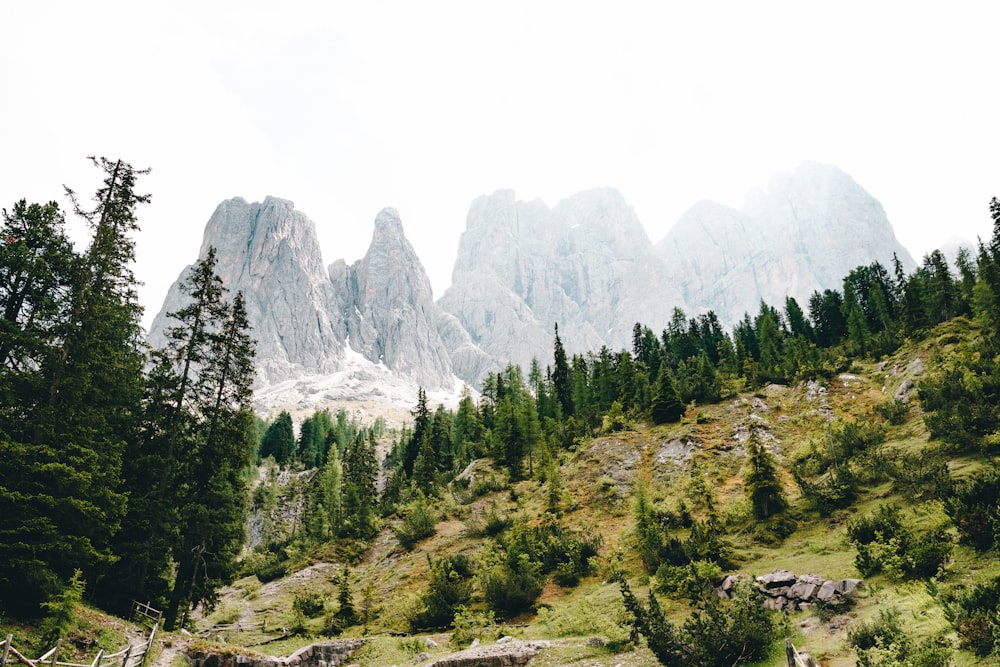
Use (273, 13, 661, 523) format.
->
(4, 163, 1000, 666)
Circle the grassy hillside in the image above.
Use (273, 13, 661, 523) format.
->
(184, 317, 998, 666)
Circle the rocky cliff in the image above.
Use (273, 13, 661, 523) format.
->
(436, 188, 682, 381)
(333, 208, 454, 390)
(148, 196, 346, 385)
(148, 199, 459, 393)
(656, 163, 916, 326)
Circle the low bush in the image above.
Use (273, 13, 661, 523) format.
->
(620, 578, 780, 667)
(847, 607, 950, 667)
(394, 493, 437, 550)
(847, 505, 951, 580)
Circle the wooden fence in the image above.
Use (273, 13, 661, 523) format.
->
(785, 638, 819, 667)
(129, 602, 161, 629)
(0, 624, 157, 667)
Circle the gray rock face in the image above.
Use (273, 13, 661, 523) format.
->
(148, 196, 346, 385)
(437, 188, 681, 383)
(656, 162, 916, 327)
(149, 199, 458, 391)
(335, 208, 454, 389)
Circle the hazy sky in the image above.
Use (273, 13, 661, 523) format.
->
(2, 1, 998, 329)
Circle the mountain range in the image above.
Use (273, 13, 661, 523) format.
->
(148, 162, 917, 409)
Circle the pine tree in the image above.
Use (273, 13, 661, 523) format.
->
(164, 288, 256, 630)
(260, 411, 295, 463)
(744, 424, 786, 520)
(342, 431, 378, 538)
(552, 324, 573, 418)
(651, 363, 684, 424)
(403, 387, 431, 475)
(1, 158, 147, 614)
(335, 567, 356, 625)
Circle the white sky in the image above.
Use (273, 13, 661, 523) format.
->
(2, 1, 998, 330)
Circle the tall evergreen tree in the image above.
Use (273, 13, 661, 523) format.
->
(0, 158, 148, 614)
(651, 363, 684, 424)
(744, 424, 787, 520)
(552, 323, 573, 418)
(164, 288, 256, 629)
(259, 411, 295, 463)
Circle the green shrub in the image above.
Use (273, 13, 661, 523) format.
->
(293, 591, 326, 617)
(450, 606, 497, 647)
(620, 578, 779, 667)
(940, 576, 1000, 656)
(481, 551, 545, 619)
(874, 398, 909, 425)
(409, 555, 474, 631)
(847, 607, 950, 667)
(943, 469, 1000, 550)
(394, 493, 437, 550)
(39, 570, 85, 647)
(847, 505, 951, 580)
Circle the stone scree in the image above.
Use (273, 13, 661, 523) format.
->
(185, 639, 365, 667)
(716, 570, 862, 612)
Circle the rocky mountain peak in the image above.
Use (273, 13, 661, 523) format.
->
(335, 208, 455, 389)
(149, 196, 346, 386)
(656, 162, 916, 326)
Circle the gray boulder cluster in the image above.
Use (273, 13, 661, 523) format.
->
(717, 570, 862, 611)
(149, 163, 915, 395)
(185, 639, 365, 667)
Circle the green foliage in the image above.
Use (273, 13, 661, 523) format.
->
(394, 493, 437, 550)
(847, 505, 951, 579)
(791, 417, 885, 517)
(259, 411, 295, 463)
(886, 451, 951, 501)
(650, 363, 684, 424)
(38, 569, 85, 647)
(919, 349, 1000, 453)
(619, 577, 780, 666)
(939, 576, 1000, 656)
(293, 590, 326, 618)
(943, 469, 1000, 550)
(654, 560, 722, 602)
(847, 607, 950, 667)
(743, 425, 787, 520)
(874, 398, 909, 425)
(449, 606, 497, 647)
(335, 567, 356, 626)
(409, 555, 473, 630)
(0, 159, 149, 616)
(480, 549, 545, 619)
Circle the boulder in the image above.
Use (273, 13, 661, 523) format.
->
(817, 580, 838, 603)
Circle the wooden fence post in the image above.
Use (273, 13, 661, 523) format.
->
(91, 649, 104, 667)
(119, 646, 131, 667)
(785, 638, 796, 667)
(138, 624, 157, 667)
(50, 640, 61, 667)
(2, 633, 12, 667)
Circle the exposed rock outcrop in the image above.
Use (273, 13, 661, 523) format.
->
(149, 200, 460, 393)
(427, 639, 549, 667)
(185, 639, 364, 667)
(717, 570, 863, 611)
(149, 163, 919, 401)
(335, 208, 454, 389)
